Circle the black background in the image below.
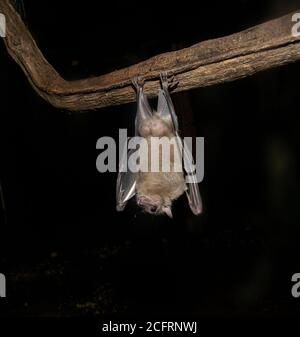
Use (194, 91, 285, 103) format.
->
(1, 0, 300, 321)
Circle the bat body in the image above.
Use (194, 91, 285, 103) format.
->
(136, 112, 186, 216)
(116, 73, 202, 217)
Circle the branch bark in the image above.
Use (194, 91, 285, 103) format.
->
(0, 0, 300, 111)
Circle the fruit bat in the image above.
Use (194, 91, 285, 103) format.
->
(116, 73, 202, 217)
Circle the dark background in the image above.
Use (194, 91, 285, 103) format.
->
(1, 0, 300, 318)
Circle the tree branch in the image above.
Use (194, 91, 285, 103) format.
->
(0, 0, 300, 111)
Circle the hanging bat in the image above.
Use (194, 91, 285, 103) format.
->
(116, 73, 202, 217)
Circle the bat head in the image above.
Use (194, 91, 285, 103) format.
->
(137, 195, 173, 218)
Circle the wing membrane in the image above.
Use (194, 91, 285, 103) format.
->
(116, 144, 137, 211)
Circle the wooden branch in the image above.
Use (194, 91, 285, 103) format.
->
(0, 0, 300, 111)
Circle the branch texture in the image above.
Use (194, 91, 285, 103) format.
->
(0, 0, 300, 111)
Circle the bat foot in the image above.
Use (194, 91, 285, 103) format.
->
(132, 76, 145, 90)
(160, 72, 178, 91)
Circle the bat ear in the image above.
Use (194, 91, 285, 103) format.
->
(163, 206, 173, 218)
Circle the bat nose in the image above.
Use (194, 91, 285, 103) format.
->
(150, 206, 157, 213)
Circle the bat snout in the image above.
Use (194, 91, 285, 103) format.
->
(137, 195, 162, 214)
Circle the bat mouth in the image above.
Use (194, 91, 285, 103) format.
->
(137, 195, 161, 214)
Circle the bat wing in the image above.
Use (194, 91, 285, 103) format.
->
(116, 145, 137, 211)
(132, 77, 153, 135)
(182, 138, 203, 215)
(157, 73, 202, 215)
(157, 73, 179, 132)
(116, 77, 152, 211)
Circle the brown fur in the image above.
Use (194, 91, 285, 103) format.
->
(136, 113, 186, 215)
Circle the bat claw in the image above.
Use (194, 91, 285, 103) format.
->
(160, 72, 178, 90)
(132, 76, 145, 90)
